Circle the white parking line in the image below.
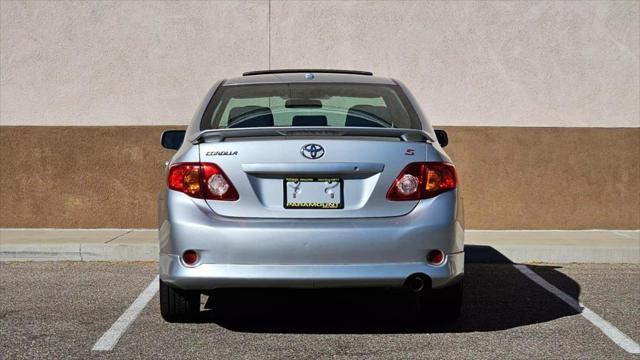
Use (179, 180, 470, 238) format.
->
(92, 275, 159, 351)
(513, 264, 640, 354)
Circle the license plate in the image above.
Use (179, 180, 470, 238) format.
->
(284, 177, 343, 209)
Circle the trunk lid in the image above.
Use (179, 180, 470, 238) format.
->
(196, 128, 430, 219)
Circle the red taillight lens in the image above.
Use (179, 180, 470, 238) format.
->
(182, 250, 198, 265)
(427, 249, 445, 265)
(168, 162, 239, 200)
(386, 162, 457, 201)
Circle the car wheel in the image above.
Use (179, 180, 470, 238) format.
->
(419, 279, 463, 323)
(159, 279, 200, 322)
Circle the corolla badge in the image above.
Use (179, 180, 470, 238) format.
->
(301, 144, 325, 159)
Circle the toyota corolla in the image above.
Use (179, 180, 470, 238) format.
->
(159, 69, 464, 322)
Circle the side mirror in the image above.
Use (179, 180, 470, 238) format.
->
(435, 129, 448, 147)
(161, 130, 186, 150)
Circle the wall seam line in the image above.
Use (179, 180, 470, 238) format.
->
(268, 0, 271, 70)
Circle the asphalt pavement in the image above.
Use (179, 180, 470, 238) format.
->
(1, 261, 638, 359)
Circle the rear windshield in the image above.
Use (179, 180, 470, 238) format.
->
(200, 83, 421, 130)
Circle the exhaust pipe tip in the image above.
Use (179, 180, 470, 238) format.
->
(406, 274, 427, 293)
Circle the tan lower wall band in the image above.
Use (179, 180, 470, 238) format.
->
(0, 126, 638, 229)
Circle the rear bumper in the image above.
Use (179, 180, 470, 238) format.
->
(158, 189, 464, 290)
(160, 252, 464, 290)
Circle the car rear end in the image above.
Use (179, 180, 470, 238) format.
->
(158, 71, 464, 322)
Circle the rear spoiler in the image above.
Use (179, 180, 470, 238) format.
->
(189, 127, 434, 144)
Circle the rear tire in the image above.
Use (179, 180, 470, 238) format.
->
(419, 280, 463, 323)
(159, 279, 200, 322)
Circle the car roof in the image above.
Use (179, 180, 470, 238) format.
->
(224, 70, 397, 86)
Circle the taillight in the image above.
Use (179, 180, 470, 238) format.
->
(386, 162, 456, 201)
(167, 162, 239, 200)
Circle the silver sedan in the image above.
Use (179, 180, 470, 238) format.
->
(158, 69, 464, 322)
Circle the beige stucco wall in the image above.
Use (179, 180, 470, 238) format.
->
(1, 0, 639, 127)
(0, 1, 270, 126)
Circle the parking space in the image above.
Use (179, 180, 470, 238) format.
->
(0, 262, 157, 359)
(1, 261, 638, 359)
(550, 264, 640, 342)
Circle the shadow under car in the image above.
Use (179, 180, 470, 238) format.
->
(188, 245, 581, 334)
